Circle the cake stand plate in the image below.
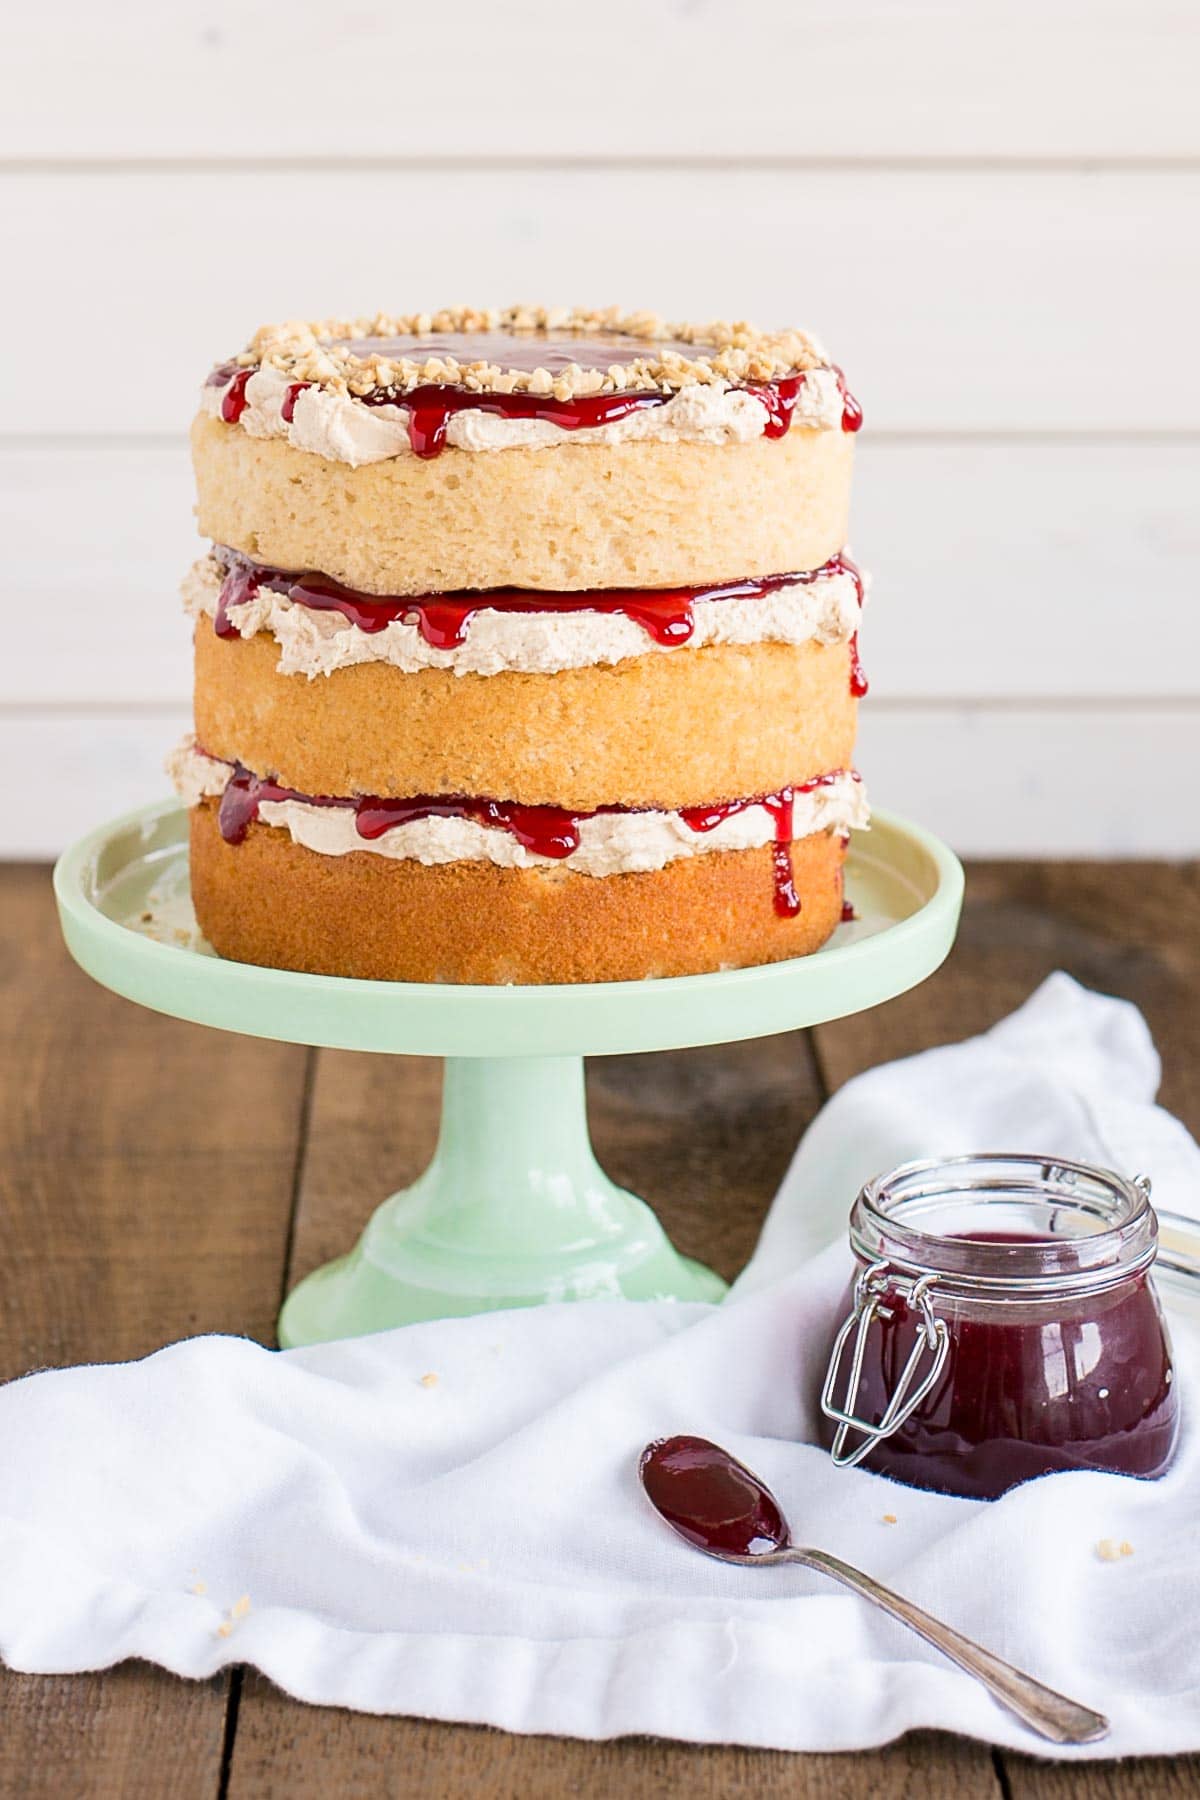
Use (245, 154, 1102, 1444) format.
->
(54, 799, 963, 1343)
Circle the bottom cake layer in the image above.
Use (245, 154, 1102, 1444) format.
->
(190, 799, 850, 984)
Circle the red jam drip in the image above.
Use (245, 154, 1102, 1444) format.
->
(211, 551, 860, 660)
(849, 632, 869, 698)
(837, 549, 869, 697)
(749, 373, 805, 439)
(216, 765, 346, 846)
(841, 900, 857, 923)
(820, 1242, 1178, 1499)
(220, 370, 253, 425)
(215, 764, 583, 859)
(681, 772, 849, 919)
(356, 795, 581, 858)
(281, 381, 311, 423)
(750, 367, 861, 437)
(835, 366, 863, 433)
(640, 1436, 786, 1557)
(374, 383, 673, 459)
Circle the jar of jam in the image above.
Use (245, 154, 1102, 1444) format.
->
(819, 1155, 1179, 1500)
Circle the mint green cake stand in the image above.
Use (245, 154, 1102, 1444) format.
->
(54, 799, 962, 1345)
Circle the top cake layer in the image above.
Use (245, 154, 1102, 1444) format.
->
(194, 305, 860, 592)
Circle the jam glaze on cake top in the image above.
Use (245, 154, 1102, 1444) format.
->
(341, 330, 706, 373)
(201, 308, 861, 465)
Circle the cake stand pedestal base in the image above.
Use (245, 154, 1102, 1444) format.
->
(279, 1053, 725, 1344)
(54, 800, 963, 1347)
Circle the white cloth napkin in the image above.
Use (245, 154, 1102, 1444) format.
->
(3, 972, 1199, 1757)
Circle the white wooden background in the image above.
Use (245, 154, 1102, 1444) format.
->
(2, 1, 1198, 857)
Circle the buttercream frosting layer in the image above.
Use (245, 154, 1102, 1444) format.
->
(183, 553, 865, 679)
(200, 363, 846, 468)
(167, 739, 868, 879)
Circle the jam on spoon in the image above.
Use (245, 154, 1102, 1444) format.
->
(638, 1435, 1108, 1746)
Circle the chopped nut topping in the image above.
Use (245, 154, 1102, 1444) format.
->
(212, 306, 829, 403)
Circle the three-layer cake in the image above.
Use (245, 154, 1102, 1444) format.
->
(170, 306, 869, 983)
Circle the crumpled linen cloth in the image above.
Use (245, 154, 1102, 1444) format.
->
(2, 972, 1198, 1757)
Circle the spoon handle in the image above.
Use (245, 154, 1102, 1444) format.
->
(791, 1546, 1108, 1745)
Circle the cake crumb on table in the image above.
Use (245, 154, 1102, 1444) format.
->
(1095, 1537, 1135, 1562)
(216, 1595, 252, 1638)
(881, 1513, 898, 1524)
(418, 1371, 439, 1388)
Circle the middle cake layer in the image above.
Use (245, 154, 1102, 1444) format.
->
(194, 627, 858, 810)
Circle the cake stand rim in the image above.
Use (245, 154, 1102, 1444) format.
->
(53, 797, 964, 1058)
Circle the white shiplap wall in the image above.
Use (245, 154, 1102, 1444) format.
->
(2, 1, 1198, 858)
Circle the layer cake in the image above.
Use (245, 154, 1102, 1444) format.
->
(171, 306, 870, 984)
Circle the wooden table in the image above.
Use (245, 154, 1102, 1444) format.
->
(2, 859, 1198, 1798)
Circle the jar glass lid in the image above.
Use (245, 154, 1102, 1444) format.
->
(851, 1154, 1160, 1298)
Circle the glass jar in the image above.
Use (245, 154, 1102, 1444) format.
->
(819, 1154, 1179, 1500)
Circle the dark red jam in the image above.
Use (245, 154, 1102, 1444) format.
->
(281, 381, 310, 423)
(820, 1160, 1179, 1500)
(848, 631, 869, 699)
(211, 332, 862, 457)
(210, 548, 865, 687)
(367, 367, 862, 458)
(216, 764, 582, 859)
(835, 366, 863, 433)
(220, 369, 253, 424)
(388, 383, 669, 459)
(841, 900, 858, 923)
(824, 1259, 1177, 1499)
(680, 772, 855, 918)
(640, 1436, 786, 1556)
(210, 757, 852, 920)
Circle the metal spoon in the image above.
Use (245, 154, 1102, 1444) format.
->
(639, 1434, 1108, 1746)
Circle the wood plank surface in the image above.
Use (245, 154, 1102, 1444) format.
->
(228, 1680, 1000, 1800)
(0, 865, 308, 1368)
(4, 169, 1196, 436)
(6, 0, 1194, 160)
(1005, 1755, 1200, 1798)
(812, 862, 1200, 1132)
(0, 865, 310, 1798)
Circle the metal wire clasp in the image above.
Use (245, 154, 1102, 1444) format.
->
(820, 1260, 950, 1470)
